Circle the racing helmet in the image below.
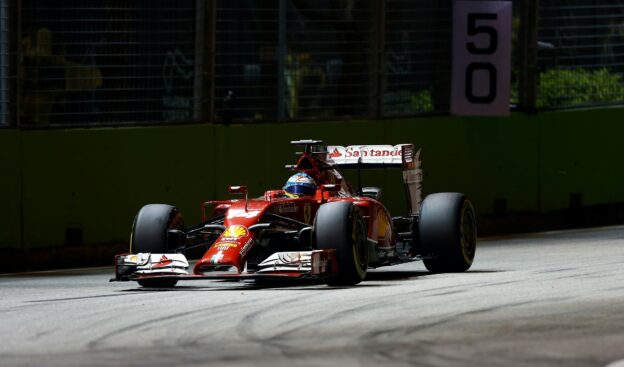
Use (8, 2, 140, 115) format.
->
(283, 173, 317, 197)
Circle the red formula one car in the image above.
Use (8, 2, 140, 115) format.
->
(113, 140, 477, 287)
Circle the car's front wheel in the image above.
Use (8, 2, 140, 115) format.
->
(131, 204, 185, 288)
(313, 201, 368, 286)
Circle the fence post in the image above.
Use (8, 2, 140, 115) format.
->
(0, 0, 6, 125)
(12, 0, 20, 127)
(194, 0, 206, 121)
(518, 0, 538, 113)
(277, 0, 287, 121)
(368, 0, 384, 119)
(205, 0, 216, 122)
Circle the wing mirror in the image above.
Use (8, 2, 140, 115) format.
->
(320, 184, 340, 202)
(320, 184, 340, 192)
(228, 185, 248, 211)
(228, 185, 248, 194)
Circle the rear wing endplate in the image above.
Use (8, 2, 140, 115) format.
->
(400, 145, 423, 215)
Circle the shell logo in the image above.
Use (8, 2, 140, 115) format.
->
(222, 225, 248, 238)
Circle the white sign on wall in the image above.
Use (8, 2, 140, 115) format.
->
(451, 1, 512, 116)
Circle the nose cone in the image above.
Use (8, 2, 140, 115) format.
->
(194, 224, 253, 274)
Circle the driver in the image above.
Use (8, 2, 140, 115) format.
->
(283, 172, 317, 198)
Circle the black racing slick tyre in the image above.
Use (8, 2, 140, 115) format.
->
(313, 201, 368, 286)
(419, 193, 477, 273)
(130, 204, 185, 288)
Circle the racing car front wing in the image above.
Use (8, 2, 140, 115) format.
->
(112, 250, 338, 283)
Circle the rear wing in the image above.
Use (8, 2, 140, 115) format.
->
(327, 144, 423, 215)
(327, 144, 405, 168)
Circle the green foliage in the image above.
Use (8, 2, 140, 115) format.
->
(537, 68, 624, 108)
(410, 89, 434, 112)
(384, 89, 434, 114)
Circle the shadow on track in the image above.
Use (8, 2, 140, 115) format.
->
(116, 269, 502, 292)
(365, 270, 429, 281)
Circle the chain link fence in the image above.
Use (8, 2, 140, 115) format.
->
(214, 2, 278, 122)
(537, 0, 624, 109)
(384, 1, 451, 116)
(1, 0, 624, 127)
(281, 1, 374, 120)
(215, 1, 375, 122)
(19, 0, 201, 126)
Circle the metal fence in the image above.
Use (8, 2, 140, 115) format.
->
(537, 0, 624, 109)
(214, 2, 278, 121)
(19, 0, 201, 126)
(384, 1, 451, 116)
(1, 0, 624, 127)
(214, 1, 376, 122)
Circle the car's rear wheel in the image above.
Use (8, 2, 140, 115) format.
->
(419, 193, 477, 273)
(131, 204, 185, 288)
(313, 201, 368, 286)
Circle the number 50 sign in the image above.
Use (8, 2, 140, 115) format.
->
(451, 1, 512, 116)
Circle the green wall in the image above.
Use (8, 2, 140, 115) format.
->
(1, 107, 623, 249)
(538, 108, 624, 212)
(0, 130, 21, 249)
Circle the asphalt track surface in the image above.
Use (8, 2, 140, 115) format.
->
(2, 226, 624, 367)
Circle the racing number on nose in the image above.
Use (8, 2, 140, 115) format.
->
(465, 13, 498, 103)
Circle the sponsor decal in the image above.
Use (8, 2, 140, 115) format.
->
(154, 255, 173, 268)
(278, 252, 302, 264)
(222, 225, 248, 239)
(239, 238, 254, 258)
(215, 242, 238, 251)
(293, 175, 310, 183)
(378, 248, 396, 258)
(343, 146, 402, 158)
(329, 148, 342, 158)
(311, 251, 331, 275)
(227, 210, 261, 219)
(121, 254, 148, 266)
(276, 203, 298, 214)
(215, 242, 238, 248)
(303, 203, 312, 224)
(327, 145, 406, 165)
(210, 250, 224, 264)
(403, 170, 421, 182)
